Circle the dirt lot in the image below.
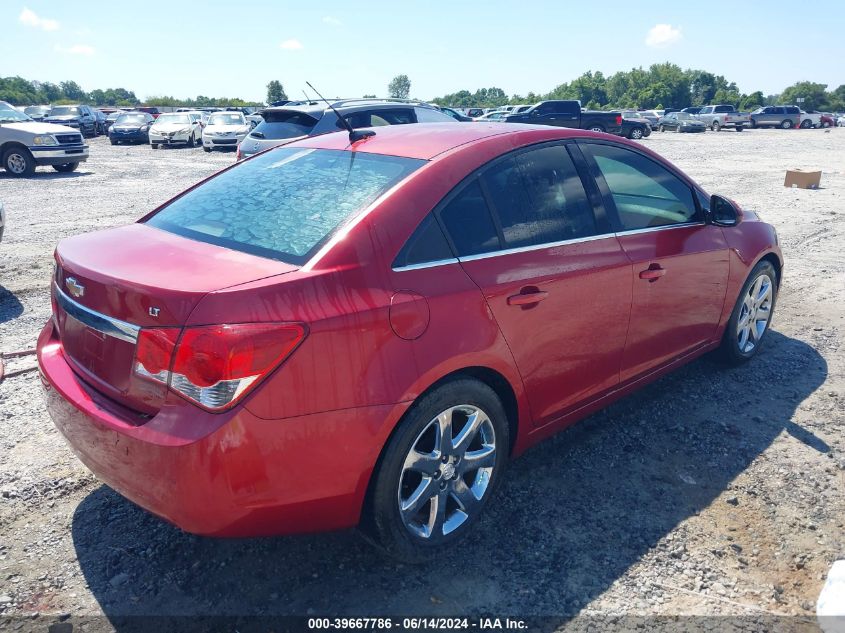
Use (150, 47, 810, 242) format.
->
(0, 129, 843, 631)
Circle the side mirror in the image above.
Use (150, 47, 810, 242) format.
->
(709, 194, 739, 226)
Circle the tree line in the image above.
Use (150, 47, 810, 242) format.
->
(430, 64, 845, 113)
(0, 76, 261, 108)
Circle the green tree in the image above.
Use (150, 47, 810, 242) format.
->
(60, 80, 87, 101)
(739, 91, 765, 111)
(266, 80, 287, 104)
(388, 74, 411, 99)
(828, 85, 845, 111)
(780, 81, 829, 111)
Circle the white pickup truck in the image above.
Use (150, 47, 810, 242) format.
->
(695, 105, 751, 131)
(0, 105, 89, 176)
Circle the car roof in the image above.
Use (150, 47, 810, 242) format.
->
(261, 99, 436, 118)
(285, 122, 597, 161)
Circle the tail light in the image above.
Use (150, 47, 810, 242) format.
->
(236, 148, 243, 161)
(134, 323, 306, 411)
(615, 115, 622, 126)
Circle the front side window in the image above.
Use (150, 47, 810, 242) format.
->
(580, 143, 697, 231)
(147, 148, 425, 264)
(482, 145, 596, 248)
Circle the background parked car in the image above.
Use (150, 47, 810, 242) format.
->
(149, 112, 203, 149)
(135, 106, 161, 119)
(43, 105, 99, 137)
(439, 106, 472, 122)
(108, 112, 155, 145)
(818, 113, 835, 128)
(695, 105, 749, 131)
(680, 107, 702, 115)
(23, 105, 51, 121)
(203, 111, 251, 152)
(104, 110, 128, 131)
(0, 108, 89, 176)
(658, 111, 707, 133)
(750, 106, 801, 129)
(93, 109, 108, 135)
(621, 111, 653, 129)
(503, 100, 623, 134)
(237, 99, 455, 160)
(464, 108, 484, 118)
(474, 111, 508, 122)
(619, 118, 651, 139)
(638, 111, 660, 128)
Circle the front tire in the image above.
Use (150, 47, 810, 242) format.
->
(150, 143, 158, 149)
(2, 147, 36, 177)
(658, 124, 665, 132)
(203, 146, 211, 152)
(800, 119, 812, 129)
(52, 162, 79, 173)
(719, 260, 778, 364)
(367, 379, 509, 562)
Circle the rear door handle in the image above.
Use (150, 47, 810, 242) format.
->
(639, 266, 666, 281)
(507, 290, 549, 306)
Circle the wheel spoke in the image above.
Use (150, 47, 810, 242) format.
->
(426, 490, 448, 537)
(403, 450, 440, 475)
(452, 410, 485, 454)
(451, 479, 480, 514)
(756, 278, 771, 303)
(738, 325, 750, 351)
(460, 445, 496, 474)
(401, 476, 437, 517)
(435, 411, 453, 456)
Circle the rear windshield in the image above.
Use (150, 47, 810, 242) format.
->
(251, 113, 318, 140)
(146, 148, 426, 264)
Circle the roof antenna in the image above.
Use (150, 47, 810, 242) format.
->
(306, 81, 375, 143)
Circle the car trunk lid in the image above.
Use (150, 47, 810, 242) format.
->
(53, 223, 297, 415)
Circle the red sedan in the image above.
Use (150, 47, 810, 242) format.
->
(38, 123, 782, 560)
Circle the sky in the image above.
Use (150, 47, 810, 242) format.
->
(1, 0, 843, 103)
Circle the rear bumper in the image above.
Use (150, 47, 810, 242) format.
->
(29, 145, 89, 165)
(37, 319, 403, 537)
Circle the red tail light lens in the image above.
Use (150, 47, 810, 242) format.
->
(133, 323, 306, 412)
(236, 148, 243, 161)
(615, 115, 622, 126)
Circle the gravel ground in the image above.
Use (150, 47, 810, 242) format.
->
(0, 129, 843, 631)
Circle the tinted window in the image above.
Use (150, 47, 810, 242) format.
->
(438, 180, 500, 256)
(414, 107, 455, 123)
(394, 214, 454, 267)
(482, 145, 596, 248)
(581, 143, 697, 230)
(342, 109, 414, 129)
(252, 114, 317, 140)
(147, 148, 425, 264)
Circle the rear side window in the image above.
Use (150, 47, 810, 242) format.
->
(393, 215, 454, 268)
(147, 148, 426, 264)
(438, 180, 500, 256)
(580, 143, 697, 230)
(482, 145, 596, 248)
(342, 109, 414, 129)
(251, 113, 318, 140)
(414, 107, 455, 123)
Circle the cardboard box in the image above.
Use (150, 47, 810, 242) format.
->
(784, 169, 822, 189)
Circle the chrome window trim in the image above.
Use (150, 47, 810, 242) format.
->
(54, 283, 140, 344)
(391, 221, 708, 270)
(457, 232, 613, 263)
(614, 221, 704, 237)
(392, 257, 460, 272)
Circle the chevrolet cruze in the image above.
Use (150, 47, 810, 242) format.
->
(38, 123, 782, 560)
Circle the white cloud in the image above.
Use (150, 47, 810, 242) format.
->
(19, 7, 60, 31)
(645, 23, 682, 48)
(322, 15, 342, 26)
(55, 44, 96, 56)
(279, 38, 303, 50)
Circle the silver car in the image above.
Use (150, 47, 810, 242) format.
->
(237, 99, 456, 160)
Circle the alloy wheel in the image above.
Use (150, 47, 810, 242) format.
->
(397, 405, 496, 540)
(6, 153, 27, 174)
(736, 273, 773, 353)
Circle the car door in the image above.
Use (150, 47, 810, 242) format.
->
(665, 113, 678, 130)
(437, 142, 633, 426)
(579, 140, 729, 382)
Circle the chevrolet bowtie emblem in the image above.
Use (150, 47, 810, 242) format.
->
(65, 277, 85, 298)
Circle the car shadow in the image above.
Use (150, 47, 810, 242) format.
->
(70, 330, 828, 626)
(0, 285, 24, 324)
(0, 170, 91, 180)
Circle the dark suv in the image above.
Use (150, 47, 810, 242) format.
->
(750, 105, 801, 129)
(236, 99, 456, 160)
(43, 105, 99, 137)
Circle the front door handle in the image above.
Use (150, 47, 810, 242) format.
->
(507, 290, 549, 306)
(639, 266, 666, 281)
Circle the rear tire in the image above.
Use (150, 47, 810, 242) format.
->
(52, 162, 79, 173)
(735, 125, 744, 132)
(711, 121, 721, 132)
(719, 260, 778, 365)
(366, 378, 509, 562)
(629, 127, 643, 140)
(588, 125, 605, 133)
(658, 124, 665, 132)
(822, 121, 831, 128)
(781, 119, 793, 129)
(110, 139, 118, 145)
